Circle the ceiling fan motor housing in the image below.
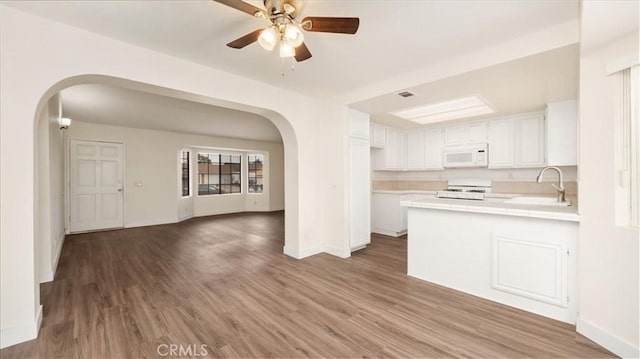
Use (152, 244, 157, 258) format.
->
(263, 0, 292, 18)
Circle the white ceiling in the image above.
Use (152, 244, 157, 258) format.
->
(5, 0, 579, 98)
(352, 44, 579, 129)
(580, 0, 639, 54)
(61, 84, 282, 143)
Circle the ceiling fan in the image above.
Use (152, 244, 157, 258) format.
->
(214, 0, 360, 62)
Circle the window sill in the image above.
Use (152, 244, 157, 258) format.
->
(197, 193, 243, 197)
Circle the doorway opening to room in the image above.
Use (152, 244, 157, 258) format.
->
(33, 76, 295, 289)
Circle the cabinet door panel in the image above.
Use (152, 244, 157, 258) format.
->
(406, 130, 425, 170)
(350, 139, 371, 250)
(515, 115, 545, 167)
(371, 194, 404, 236)
(445, 125, 466, 145)
(424, 128, 444, 169)
(488, 119, 514, 168)
(370, 123, 386, 148)
(491, 235, 568, 307)
(467, 122, 488, 143)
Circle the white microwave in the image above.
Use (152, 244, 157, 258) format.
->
(442, 144, 488, 168)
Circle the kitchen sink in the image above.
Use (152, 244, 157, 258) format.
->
(504, 196, 571, 206)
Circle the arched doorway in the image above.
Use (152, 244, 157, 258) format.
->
(34, 74, 300, 268)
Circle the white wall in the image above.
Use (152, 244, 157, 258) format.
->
(36, 93, 66, 283)
(577, 11, 639, 358)
(0, 5, 351, 348)
(66, 121, 284, 228)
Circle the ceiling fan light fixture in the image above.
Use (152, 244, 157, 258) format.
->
(258, 26, 278, 51)
(284, 24, 304, 47)
(279, 42, 295, 58)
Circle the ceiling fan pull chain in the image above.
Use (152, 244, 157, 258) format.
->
(281, 57, 285, 77)
(291, 57, 295, 72)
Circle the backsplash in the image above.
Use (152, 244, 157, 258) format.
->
(373, 180, 578, 196)
(372, 166, 578, 196)
(372, 166, 577, 181)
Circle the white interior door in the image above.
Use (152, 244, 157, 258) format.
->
(69, 140, 124, 232)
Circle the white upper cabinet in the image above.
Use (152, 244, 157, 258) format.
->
(387, 128, 405, 170)
(488, 118, 515, 168)
(371, 110, 557, 172)
(371, 125, 405, 170)
(515, 114, 546, 167)
(444, 125, 467, 145)
(406, 130, 426, 170)
(546, 100, 577, 166)
(445, 121, 487, 146)
(370, 123, 386, 148)
(467, 122, 488, 143)
(424, 128, 444, 170)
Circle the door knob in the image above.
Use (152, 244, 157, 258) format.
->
(118, 188, 123, 192)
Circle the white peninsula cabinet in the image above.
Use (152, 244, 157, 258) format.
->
(405, 204, 578, 324)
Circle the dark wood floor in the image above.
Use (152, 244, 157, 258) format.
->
(2, 212, 613, 358)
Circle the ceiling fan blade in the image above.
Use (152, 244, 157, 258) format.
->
(213, 0, 267, 18)
(226, 29, 263, 49)
(301, 17, 360, 34)
(294, 42, 312, 62)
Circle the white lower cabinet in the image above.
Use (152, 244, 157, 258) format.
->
(407, 208, 577, 323)
(371, 193, 429, 237)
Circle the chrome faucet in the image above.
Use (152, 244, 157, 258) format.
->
(536, 166, 566, 203)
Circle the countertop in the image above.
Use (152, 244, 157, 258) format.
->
(372, 190, 438, 195)
(400, 195, 579, 222)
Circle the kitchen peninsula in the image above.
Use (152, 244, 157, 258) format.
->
(402, 194, 578, 324)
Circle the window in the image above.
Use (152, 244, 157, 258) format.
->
(181, 150, 190, 197)
(248, 155, 264, 194)
(198, 153, 241, 196)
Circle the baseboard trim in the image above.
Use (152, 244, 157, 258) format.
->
(324, 245, 351, 258)
(52, 232, 65, 275)
(38, 270, 54, 283)
(125, 217, 177, 228)
(371, 228, 406, 237)
(576, 317, 639, 358)
(194, 209, 245, 217)
(283, 245, 323, 259)
(0, 305, 42, 349)
(39, 232, 66, 283)
(177, 214, 194, 222)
